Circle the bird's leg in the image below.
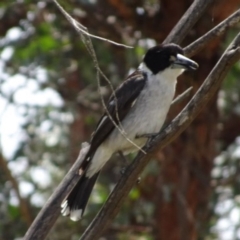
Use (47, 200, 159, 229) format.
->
(118, 151, 128, 175)
(118, 151, 141, 183)
(118, 151, 127, 163)
(135, 132, 159, 147)
(137, 177, 141, 184)
(135, 133, 159, 139)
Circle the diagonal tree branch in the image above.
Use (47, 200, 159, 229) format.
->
(185, 9, 240, 57)
(22, 86, 193, 240)
(171, 86, 193, 107)
(24, 144, 90, 240)
(79, 32, 240, 240)
(163, 0, 213, 44)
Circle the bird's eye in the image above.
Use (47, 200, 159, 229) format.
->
(170, 55, 176, 62)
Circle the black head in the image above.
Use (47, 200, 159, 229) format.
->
(143, 43, 198, 74)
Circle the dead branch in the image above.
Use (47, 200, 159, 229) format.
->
(185, 9, 240, 57)
(171, 87, 193, 107)
(52, 0, 132, 49)
(24, 143, 90, 240)
(163, 0, 213, 44)
(53, 0, 148, 154)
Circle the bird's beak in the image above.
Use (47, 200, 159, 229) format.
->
(171, 54, 198, 70)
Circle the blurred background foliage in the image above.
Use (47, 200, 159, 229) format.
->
(1, 0, 240, 240)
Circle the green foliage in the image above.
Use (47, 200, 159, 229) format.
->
(8, 204, 21, 219)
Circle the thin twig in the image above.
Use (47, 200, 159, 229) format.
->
(83, 37, 147, 154)
(53, 0, 146, 155)
(52, 0, 132, 49)
(185, 9, 240, 57)
(79, 32, 240, 240)
(163, 0, 213, 44)
(171, 87, 193, 107)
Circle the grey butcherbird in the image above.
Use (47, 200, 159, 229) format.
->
(61, 43, 198, 221)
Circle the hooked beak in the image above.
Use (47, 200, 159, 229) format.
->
(171, 54, 198, 71)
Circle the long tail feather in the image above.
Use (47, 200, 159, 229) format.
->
(61, 172, 100, 221)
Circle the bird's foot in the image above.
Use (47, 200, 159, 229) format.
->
(137, 177, 141, 184)
(118, 151, 128, 175)
(135, 132, 159, 139)
(120, 167, 126, 175)
(118, 151, 127, 164)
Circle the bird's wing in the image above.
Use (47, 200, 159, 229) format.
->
(62, 70, 147, 219)
(86, 70, 147, 160)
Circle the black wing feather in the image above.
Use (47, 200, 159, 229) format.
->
(62, 70, 147, 219)
(87, 70, 147, 159)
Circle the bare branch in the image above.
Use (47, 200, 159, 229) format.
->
(24, 144, 90, 240)
(52, 0, 147, 154)
(163, 0, 213, 44)
(185, 9, 240, 57)
(52, 0, 132, 49)
(171, 87, 193, 107)
(79, 32, 240, 240)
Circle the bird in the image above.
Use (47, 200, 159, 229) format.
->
(61, 43, 198, 221)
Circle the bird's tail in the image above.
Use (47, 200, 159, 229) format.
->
(61, 171, 100, 221)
